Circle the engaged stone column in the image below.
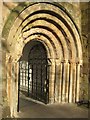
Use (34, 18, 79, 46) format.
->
(58, 61, 63, 102)
(76, 61, 81, 102)
(3, 56, 11, 118)
(7, 57, 19, 117)
(69, 60, 77, 103)
(69, 61, 73, 103)
(72, 62, 77, 103)
(6, 56, 13, 117)
(7, 58, 12, 107)
(49, 59, 55, 104)
(65, 60, 70, 103)
(11, 62, 19, 117)
(62, 60, 67, 102)
(54, 59, 61, 102)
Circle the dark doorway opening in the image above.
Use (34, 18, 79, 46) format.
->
(17, 41, 50, 112)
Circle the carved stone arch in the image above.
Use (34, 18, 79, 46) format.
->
(2, 2, 83, 117)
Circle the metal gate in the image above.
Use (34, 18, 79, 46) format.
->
(17, 44, 50, 112)
(28, 44, 49, 103)
(28, 58, 49, 103)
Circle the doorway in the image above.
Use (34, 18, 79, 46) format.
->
(18, 42, 49, 111)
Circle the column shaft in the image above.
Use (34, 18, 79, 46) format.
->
(49, 63, 55, 103)
(69, 63, 73, 103)
(62, 62, 66, 102)
(58, 62, 63, 102)
(66, 62, 70, 102)
(72, 63, 76, 103)
(76, 63, 80, 101)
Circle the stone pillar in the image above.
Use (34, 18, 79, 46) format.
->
(67, 60, 82, 103)
(6, 59, 12, 107)
(65, 60, 70, 103)
(69, 62, 73, 103)
(54, 59, 61, 102)
(76, 62, 81, 102)
(69, 61, 77, 103)
(58, 61, 63, 102)
(62, 60, 68, 102)
(49, 59, 55, 103)
(7, 57, 13, 117)
(2, 55, 11, 118)
(12, 62, 19, 117)
(59, 60, 66, 103)
(6, 56, 19, 117)
(54, 59, 68, 103)
(10, 61, 19, 117)
(72, 62, 77, 103)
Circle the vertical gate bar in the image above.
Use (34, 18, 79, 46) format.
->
(22, 62, 23, 88)
(21, 62, 22, 86)
(36, 64, 37, 99)
(25, 62, 26, 89)
(32, 64, 33, 96)
(46, 60, 49, 103)
(45, 63, 47, 104)
(47, 64, 50, 103)
(28, 62, 29, 97)
(47, 63, 48, 103)
(41, 64, 42, 100)
(17, 62, 20, 112)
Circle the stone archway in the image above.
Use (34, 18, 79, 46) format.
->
(2, 2, 83, 117)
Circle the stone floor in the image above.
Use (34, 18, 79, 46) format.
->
(16, 96, 89, 118)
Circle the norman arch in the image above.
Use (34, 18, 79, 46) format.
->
(2, 2, 83, 117)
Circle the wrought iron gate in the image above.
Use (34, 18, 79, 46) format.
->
(28, 44, 49, 103)
(17, 44, 50, 112)
(28, 58, 49, 103)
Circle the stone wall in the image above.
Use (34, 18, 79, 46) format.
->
(88, 2, 90, 102)
(79, 2, 89, 100)
(2, 2, 89, 118)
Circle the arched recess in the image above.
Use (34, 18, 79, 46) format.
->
(19, 40, 51, 104)
(2, 2, 83, 116)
